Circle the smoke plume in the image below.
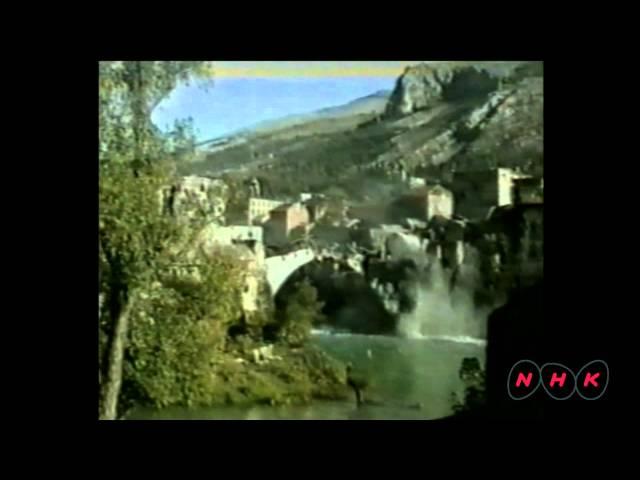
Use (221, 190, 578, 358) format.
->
(396, 247, 489, 341)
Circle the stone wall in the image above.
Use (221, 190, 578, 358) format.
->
(390, 185, 453, 223)
(248, 198, 286, 225)
(198, 224, 264, 252)
(163, 175, 228, 223)
(264, 203, 310, 246)
(452, 168, 518, 220)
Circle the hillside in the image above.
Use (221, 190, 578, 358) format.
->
(181, 61, 543, 201)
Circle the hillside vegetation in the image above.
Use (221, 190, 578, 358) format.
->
(183, 61, 542, 202)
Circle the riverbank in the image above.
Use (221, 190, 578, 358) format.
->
(203, 342, 350, 406)
(125, 332, 486, 420)
(119, 340, 350, 418)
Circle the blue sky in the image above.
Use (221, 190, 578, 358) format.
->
(151, 76, 399, 141)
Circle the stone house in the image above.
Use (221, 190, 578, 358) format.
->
(162, 175, 228, 223)
(197, 225, 267, 319)
(390, 185, 454, 223)
(451, 168, 531, 220)
(264, 203, 311, 246)
(247, 198, 286, 225)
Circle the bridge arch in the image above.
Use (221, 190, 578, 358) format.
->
(265, 248, 316, 296)
(265, 248, 366, 297)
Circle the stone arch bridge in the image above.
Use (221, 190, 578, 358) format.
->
(265, 247, 364, 296)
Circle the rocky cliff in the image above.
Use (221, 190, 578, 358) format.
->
(385, 64, 500, 117)
(188, 61, 543, 199)
(451, 76, 543, 174)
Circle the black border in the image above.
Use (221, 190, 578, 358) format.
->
(34, 41, 620, 450)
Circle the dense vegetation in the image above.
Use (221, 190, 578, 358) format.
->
(99, 64, 347, 419)
(99, 61, 246, 418)
(274, 279, 326, 346)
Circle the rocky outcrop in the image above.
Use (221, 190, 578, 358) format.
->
(162, 175, 229, 223)
(193, 62, 542, 201)
(385, 63, 500, 117)
(452, 77, 543, 174)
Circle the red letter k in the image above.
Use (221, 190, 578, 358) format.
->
(583, 372, 600, 388)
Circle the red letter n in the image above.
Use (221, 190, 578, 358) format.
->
(549, 372, 566, 388)
(515, 372, 533, 387)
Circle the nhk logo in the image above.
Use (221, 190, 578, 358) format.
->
(507, 360, 609, 400)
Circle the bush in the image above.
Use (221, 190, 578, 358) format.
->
(99, 161, 246, 412)
(276, 279, 325, 347)
(123, 252, 245, 408)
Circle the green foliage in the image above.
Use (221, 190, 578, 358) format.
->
(100, 162, 179, 291)
(124, 253, 244, 408)
(99, 160, 246, 409)
(276, 279, 325, 347)
(99, 61, 249, 411)
(99, 61, 213, 167)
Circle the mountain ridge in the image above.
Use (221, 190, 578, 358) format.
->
(196, 89, 392, 149)
(185, 61, 542, 201)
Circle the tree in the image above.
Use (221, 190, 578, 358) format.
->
(99, 61, 212, 168)
(99, 61, 217, 419)
(123, 251, 244, 409)
(276, 279, 325, 347)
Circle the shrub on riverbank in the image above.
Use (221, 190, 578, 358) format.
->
(121, 254, 245, 409)
(275, 279, 326, 347)
(117, 264, 346, 413)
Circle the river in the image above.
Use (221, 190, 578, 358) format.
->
(126, 330, 486, 420)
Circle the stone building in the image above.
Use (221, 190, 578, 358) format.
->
(451, 168, 531, 220)
(247, 198, 286, 225)
(390, 185, 454, 223)
(200, 225, 263, 248)
(363, 224, 407, 258)
(162, 175, 228, 223)
(197, 224, 267, 318)
(264, 203, 311, 246)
